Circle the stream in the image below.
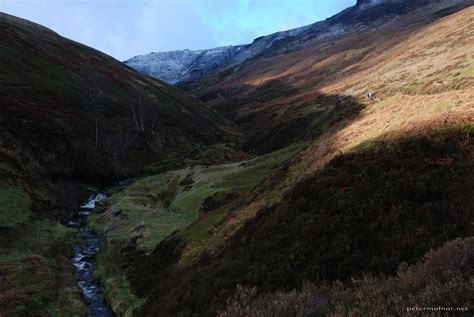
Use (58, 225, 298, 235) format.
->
(66, 194, 114, 317)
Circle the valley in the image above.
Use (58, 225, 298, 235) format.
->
(0, 0, 473, 316)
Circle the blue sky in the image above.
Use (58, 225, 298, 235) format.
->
(0, 0, 355, 61)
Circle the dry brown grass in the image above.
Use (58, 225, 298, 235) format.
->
(163, 1, 474, 284)
(220, 237, 474, 317)
(196, 5, 473, 145)
(294, 92, 474, 177)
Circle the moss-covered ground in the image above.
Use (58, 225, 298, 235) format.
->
(0, 218, 87, 316)
(0, 186, 32, 228)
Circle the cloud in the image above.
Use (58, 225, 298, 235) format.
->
(0, 0, 355, 60)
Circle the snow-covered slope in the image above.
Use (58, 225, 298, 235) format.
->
(124, 24, 311, 84)
(124, 0, 465, 85)
(125, 46, 245, 84)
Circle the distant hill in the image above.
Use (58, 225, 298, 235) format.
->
(124, 0, 466, 86)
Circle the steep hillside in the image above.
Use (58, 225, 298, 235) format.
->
(221, 237, 474, 316)
(88, 2, 474, 316)
(189, 0, 473, 153)
(129, 127, 473, 316)
(0, 12, 237, 215)
(0, 13, 236, 316)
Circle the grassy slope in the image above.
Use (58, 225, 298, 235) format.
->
(191, 4, 473, 153)
(0, 180, 85, 315)
(0, 219, 86, 316)
(2, 4, 467, 316)
(0, 13, 236, 316)
(130, 126, 473, 316)
(88, 142, 306, 315)
(0, 186, 31, 228)
(102, 5, 474, 316)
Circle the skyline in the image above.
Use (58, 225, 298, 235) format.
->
(0, 0, 356, 60)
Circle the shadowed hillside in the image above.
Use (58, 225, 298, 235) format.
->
(127, 126, 473, 316)
(86, 93, 362, 316)
(0, 12, 237, 215)
(222, 237, 474, 316)
(0, 12, 237, 316)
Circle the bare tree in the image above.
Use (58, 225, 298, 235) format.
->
(131, 102, 140, 132)
(89, 89, 104, 148)
(139, 97, 145, 132)
(131, 97, 147, 133)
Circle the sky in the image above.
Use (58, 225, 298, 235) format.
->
(0, 0, 356, 61)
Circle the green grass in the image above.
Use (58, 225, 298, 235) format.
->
(94, 240, 144, 317)
(0, 219, 86, 316)
(175, 143, 308, 266)
(88, 143, 306, 313)
(171, 185, 218, 215)
(153, 175, 180, 208)
(461, 123, 474, 136)
(126, 127, 474, 316)
(91, 142, 305, 253)
(0, 220, 76, 259)
(89, 170, 190, 252)
(102, 275, 144, 317)
(221, 143, 304, 190)
(178, 207, 229, 267)
(460, 59, 474, 78)
(0, 186, 32, 228)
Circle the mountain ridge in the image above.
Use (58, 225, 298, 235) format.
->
(124, 22, 312, 84)
(125, 0, 465, 85)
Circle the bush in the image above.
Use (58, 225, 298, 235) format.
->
(221, 237, 474, 316)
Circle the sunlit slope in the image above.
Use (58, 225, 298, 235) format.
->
(112, 5, 474, 316)
(193, 4, 473, 153)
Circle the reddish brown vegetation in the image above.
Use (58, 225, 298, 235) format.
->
(221, 237, 474, 316)
(127, 127, 473, 316)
